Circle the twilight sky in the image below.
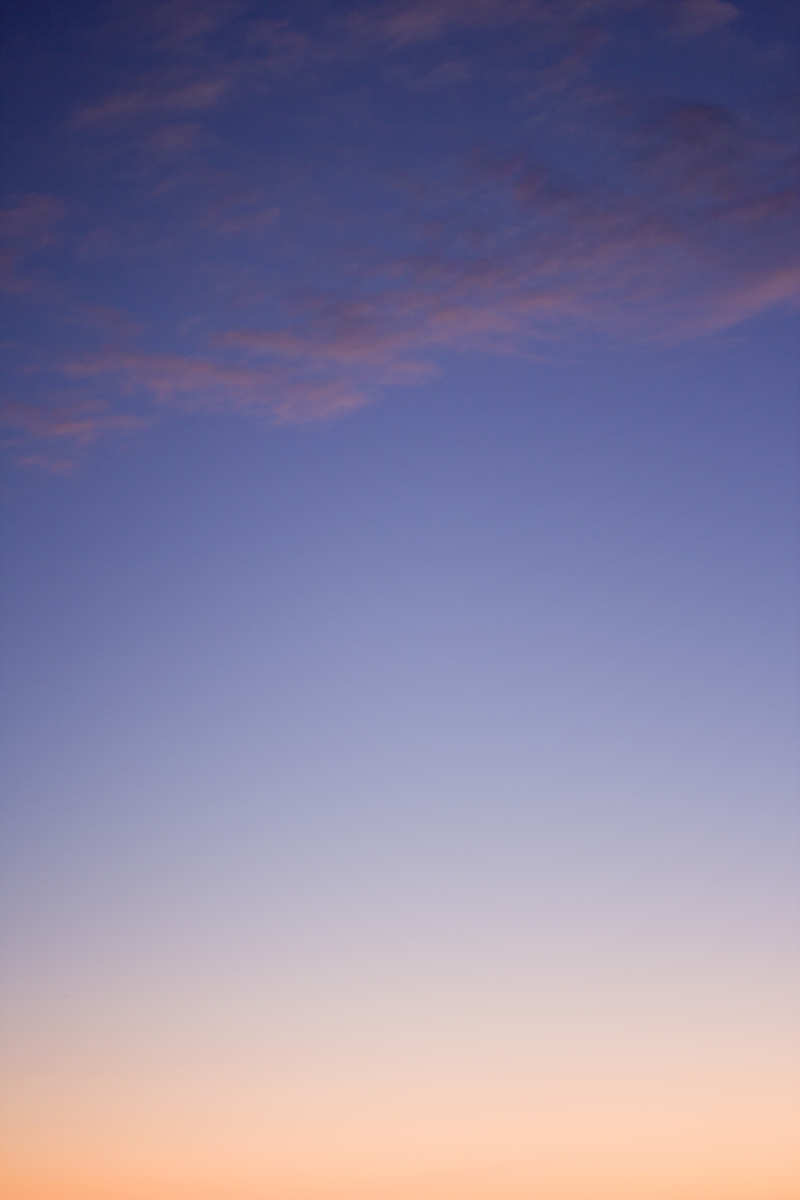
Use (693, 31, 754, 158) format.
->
(1, 2, 799, 1198)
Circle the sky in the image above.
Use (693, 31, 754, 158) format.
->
(1, 1, 799, 1198)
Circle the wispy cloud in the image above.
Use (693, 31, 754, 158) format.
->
(46, 349, 370, 427)
(72, 73, 231, 127)
(15, 453, 77, 475)
(147, 0, 248, 51)
(1, 397, 149, 443)
(4, 0, 794, 465)
(673, 0, 740, 37)
(344, 0, 741, 48)
(393, 58, 473, 92)
(69, 304, 144, 342)
(216, 99, 799, 383)
(13, 96, 797, 459)
(201, 193, 280, 235)
(246, 18, 317, 75)
(0, 194, 65, 296)
(146, 121, 206, 156)
(688, 262, 800, 334)
(0, 194, 64, 244)
(71, 0, 741, 138)
(59, 351, 268, 407)
(272, 379, 370, 424)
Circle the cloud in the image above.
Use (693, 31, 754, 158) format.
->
(147, 0, 247, 51)
(15, 453, 76, 475)
(0, 250, 37, 297)
(4, 0, 793, 467)
(215, 108, 799, 390)
(2, 390, 148, 472)
(72, 74, 231, 127)
(246, 18, 316, 74)
(344, 0, 740, 49)
(673, 0, 740, 37)
(0, 194, 65, 296)
(202, 194, 280, 235)
(271, 380, 370, 424)
(219, 321, 415, 370)
(343, 0, 583, 49)
(49, 349, 371, 426)
(69, 305, 143, 342)
(690, 262, 800, 334)
(0, 194, 65, 244)
(68, 0, 741, 139)
(0, 398, 149, 443)
(396, 59, 473, 92)
(343, 0, 623, 48)
(59, 351, 268, 408)
(635, 101, 747, 208)
(146, 121, 206, 155)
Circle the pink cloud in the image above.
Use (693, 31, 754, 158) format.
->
(0, 194, 65, 245)
(67, 0, 740, 149)
(59, 351, 268, 408)
(724, 190, 799, 226)
(216, 207, 280, 235)
(220, 272, 579, 394)
(0, 194, 65, 296)
(70, 304, 142, 340)
(271, 380, 371, 425)
(397, 59, 473, 91)
(342, 0, 738, 50)
(673, 0, 740, 37)
(690, 262, 800, 334)
(50, 349, 373, 427)
(0, 249, 38, 296)
(148, 0, 247, 50)
(201, 191, 280, 235)
(216, 120, 798, 395)
(344, 0, 550, 48)
(16, 453, 76, 475)
(39, 88, 798, 460)
(146, 121, 205, 155)
(220, 322, 419, 369)
(73, 74, 230, 127)
(0, 398, 149, 444)
(4, 0, 787, 467)
(247, 19, 315, 74)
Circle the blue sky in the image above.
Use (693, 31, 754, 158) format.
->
(2, 3, 799, 1198)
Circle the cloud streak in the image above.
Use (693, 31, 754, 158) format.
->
(0, 397, 150, 460)
(70, 0, 744, 132)
(72, 75, 232, 127)
(673, 0, 740, 37)
(4, 0, 796, 467)
(44, 350, 371, 426)
(0, 194, 65, 296)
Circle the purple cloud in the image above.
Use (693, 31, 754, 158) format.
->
(147, 0, 248, 50)
(0, 194, 65, 244)
(72, 74, 231, 127)
(47, 349, 370, 427)
(0, 194, 65, 296)
(673, 0, 740, 37)
(4, 0, 795, 466)
(15, 453, 77, 475)
(1, 397, 150, 444)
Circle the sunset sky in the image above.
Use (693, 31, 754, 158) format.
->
(1, 1, 799, 1198)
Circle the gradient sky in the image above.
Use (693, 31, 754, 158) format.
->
(2, 2, 799, 1198)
